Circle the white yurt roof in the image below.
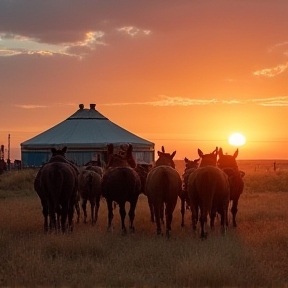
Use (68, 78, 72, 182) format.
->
(21, 104, 154, 149)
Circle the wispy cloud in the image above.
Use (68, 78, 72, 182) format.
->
(0, 25, 150, 58)
(254, 41, 288, 77)
(117, 26, 151, 36)
(14, 104, 49, 109)
(14, 103, 78, 109)
(13, 96, 288, 110)
(0, 31, 106, 58)
(253, 62, 288, 77)
(103, 95, 288, 107)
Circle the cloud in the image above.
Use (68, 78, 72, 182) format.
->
(14, 104, 49, 109)
(253, 62, 288, 77)
(253, 41, 288, 77)
(0, 31, 106, 58)
(117, 26, 151, 36)
(0, 25, 150, 58)
(102, 95, 288, 107)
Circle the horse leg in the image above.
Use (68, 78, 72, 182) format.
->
(82, 199, 88, 224)
(199, 210, 208, 239)
(48, 203, 57, 232)
(128, 198, 138, 232)
(74, 201, 80, 224)
(41, 199, 49, 232)
(119, 203, 127, 235)
(160, 203, 165, 225)
(220, 205, 228, 236)
(153, 203, 162, 235)
(90, 199, 96, 225)
(68, 201, 75, 232)
(180, 197, 185, 227)
(148, 198, 155, 223)
(60, 203, 69, 233)
(94, 195, 100, 224)
(190, 203, 198, 232)
(165, 204, 174, 238)
(231, 198, 239, 227)
(210, 208, 216, 230)
(106, 199, 114, 232)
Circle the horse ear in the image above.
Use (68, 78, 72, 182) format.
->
(171, 151, 176, 159)
(157, 151, 162, 157)
(127, 143, 133, 154)
(233, 149, 239, 159)
(219, 148, 223, 157)
(161, 146, 165, 153)
(184, 157, 188, 163)
(62, 146, 67, 153)
(198, 149, 203, 158)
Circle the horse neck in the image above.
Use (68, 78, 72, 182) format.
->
(218, 158, 239, 171)
(106, 154, 130, 169)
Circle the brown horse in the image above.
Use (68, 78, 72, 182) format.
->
(217, 148, 245, 227)
(179, 157, 200, 227)
(78, 164, 103, 225)
(145, 146, 182, 237)
(101, 144, 141, 234)
(34, 147, 79, 233)
(187, 147, 230, 239)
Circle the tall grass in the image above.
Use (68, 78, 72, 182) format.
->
(0, 160, 288, 287)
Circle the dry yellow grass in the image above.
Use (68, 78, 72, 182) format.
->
(0, 160, 288, 287)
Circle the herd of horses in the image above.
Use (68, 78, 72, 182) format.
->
(34, 144, 245, 239)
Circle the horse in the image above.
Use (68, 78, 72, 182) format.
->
(179, 157, 200, 227)
(145, 146, 182, 237)
(101, 143, 141, 234)
(187, 147, 230, 239)
(78, 162, 103, 225)
(217, 148, 245, 227)
(34, 147, 79, 233)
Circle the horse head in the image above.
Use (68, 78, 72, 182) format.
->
(217, 148, 239, 170)
(155, 146, 177, 168)
(51, 146, 68, 158)
(198, 147, 218, 167)
(184, 157, 200, 171)
(106, 143, 136, 169)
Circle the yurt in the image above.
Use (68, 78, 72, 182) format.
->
(21, 104, 154, 167)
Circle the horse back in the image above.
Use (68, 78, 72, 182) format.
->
(146, 166, 182, 203)
(78, 169, 102, 200)
(40, 162, 78, 204)
(101, 167, 141, 203)
(188, 166, 230, 209)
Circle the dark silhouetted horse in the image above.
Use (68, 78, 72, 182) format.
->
(145, 146, 182, 237)
(34, 147, 79, 233)
(101, 143, 141, 234)
(188, 147, 230, 239)
(78, 162, 103, 225)
(217, 148, 245, 227)
(179, 157, 200, 227)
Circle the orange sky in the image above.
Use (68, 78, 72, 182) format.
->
(0, 1, 287, 161)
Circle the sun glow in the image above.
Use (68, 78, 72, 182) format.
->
(228, 132, 246, 147)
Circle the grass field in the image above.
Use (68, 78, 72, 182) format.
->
(0, 160, 288, 287)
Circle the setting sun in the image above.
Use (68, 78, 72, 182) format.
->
(228, 132, 246, 147)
